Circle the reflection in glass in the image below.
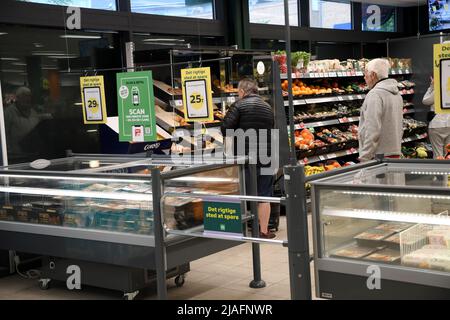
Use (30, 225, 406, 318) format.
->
(249, 0, 298, 26)
(310, 0, 352, 30)
(131, 0, 214, 19)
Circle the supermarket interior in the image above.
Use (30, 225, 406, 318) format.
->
(0, 0, 449, 301)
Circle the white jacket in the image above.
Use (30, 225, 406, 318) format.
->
(422, 86, 450, 129)
(359, 79, 404, 161)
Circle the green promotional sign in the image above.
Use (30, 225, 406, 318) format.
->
(203, 200, 242, 235)
(116, 71, 157, 142)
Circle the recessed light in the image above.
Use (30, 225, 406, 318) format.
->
(32, 51, 65, 56)
(49, 55, 78, 59)
(60, 35, 102, 39)
(11, 62, 26, 66)
(0, 32, 7, 36)
(1, 69, 24, 73)
(0, 57, 19, 61)
(143, 38, 185, 42)
(33, 43, 44, 48)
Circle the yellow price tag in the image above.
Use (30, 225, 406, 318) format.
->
(189, 92, 204, 110)
(87, 98, 99, 114)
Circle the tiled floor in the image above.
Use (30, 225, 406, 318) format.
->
(0, 216, 318, 300)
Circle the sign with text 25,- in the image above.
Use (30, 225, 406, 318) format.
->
(433, 43, 450, 114)
(203, 199, 242, 236)
(80, 76, 107, 124)
(181, 67, 214, 122)
(117, 71, 157, 142)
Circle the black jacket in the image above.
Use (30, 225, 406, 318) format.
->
(221, 94, 274, 165)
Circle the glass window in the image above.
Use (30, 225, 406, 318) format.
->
(0, 25, 120, 164)
(310, 0, 352, 30)
(17, 0, 116, 10)
(131, 0, 214, 19)
(362, 3, 396, 32)
(249, 0, 299, 26)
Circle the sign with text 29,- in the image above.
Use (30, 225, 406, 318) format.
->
(117, 71, 157, 142)
(434, 43, 450, 114)
(181, 67, 214, 122)
(80, 76, 107, 124)
(203, 199, 242, 236)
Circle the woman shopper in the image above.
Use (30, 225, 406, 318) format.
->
(422, 77, 450, 158)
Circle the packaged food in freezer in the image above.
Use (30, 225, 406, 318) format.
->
(354, 228, 396, 241)
(365, 248, 401, 263)
(332, 244, 383, 259)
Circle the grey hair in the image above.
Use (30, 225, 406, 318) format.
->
(366, 58, 389, 80)
(238, 78, 258, 96)
(16, 87, 31, 98)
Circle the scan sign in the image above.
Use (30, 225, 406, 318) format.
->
(116, 71, 157, 142)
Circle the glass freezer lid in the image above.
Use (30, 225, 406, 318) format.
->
(315, 163, 450, 189)
(0, 157, 142, 172)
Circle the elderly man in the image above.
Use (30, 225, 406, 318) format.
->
(221, 78, 275, 239)
(359, 58, 403, 161)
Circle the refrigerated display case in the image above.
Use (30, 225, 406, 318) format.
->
(310, 160, 450, 299)
(0, 155, 248, 299)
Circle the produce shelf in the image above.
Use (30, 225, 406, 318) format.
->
(293, 116, 360, 130)
(280, 69, 412, 80)
(299, 148, 359, 165)
(284, 94, 366, 106)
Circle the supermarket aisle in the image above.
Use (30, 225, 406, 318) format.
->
(0, 216, 317, 300)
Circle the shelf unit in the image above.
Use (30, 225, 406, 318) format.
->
(281, 63, 423, 166)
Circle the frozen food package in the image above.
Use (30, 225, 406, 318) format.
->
(354, 228, 396, 241)
(375, 222, 412, 233)
(332, 244, 382, 259)
(427, 228, 450, 247)
(365, 248, 401, 263)
(384, 233, 400, 244)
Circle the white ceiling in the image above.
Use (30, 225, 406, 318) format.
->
(352, 0, 427, 7)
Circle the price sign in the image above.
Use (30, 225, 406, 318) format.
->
(356, 71, 363, 76)
(348, 95, 354, 100)
(330, 72, 337, 77)
(347, 72, 352, 77)
(175, 100, 183, 107)
(357, 95, 363, 100)
(405, 69, 410, 74)
(181, 67, 214, 122)
(337, 72, 343, 77)
(324, 73, 329, 77)
(339, 117, 349, 123)
(391, 70, 396, 75)
(398, 70, 403, 74)
(337, 96, 344, 101)
(80, 76, 107, 124)
(319, 155, 326, 161)
(319, 73, 324, 78)
(328, 153, 337, 159)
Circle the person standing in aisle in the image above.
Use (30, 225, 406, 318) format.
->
(422, 76, 450, 158)
(359, 58, 404, 161)
(221, 78, 276, 239)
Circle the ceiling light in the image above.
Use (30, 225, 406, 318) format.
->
(32, 51, 65, 56)
(0, 57, 19, 61)
(1, 69, 24, 73)
(0, 32, 7, 36)
(60, 35, 102, 39)
(42, 65, 58, 70)
(12, 62, 26, 66)
(49, 55, 79, 59)
(143, 38, 185, 42)
(33, 43, 44, 48)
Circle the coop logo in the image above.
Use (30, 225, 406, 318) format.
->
(144, 143, 160, 151)
(366, 265, 381, 290)
(66, 6, 81, 30)
(366, 5, 381, 31)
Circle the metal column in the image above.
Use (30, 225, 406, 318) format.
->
(248, 164, 265, 288)
(284, 165, 312, 300)
(151, 168, 168, 299)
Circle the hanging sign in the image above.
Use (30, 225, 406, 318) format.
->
(433, 43, 450, 114)
(116, 71, 157, 142)
(181, 67, 214, 122)
(80, 76, 107, 124)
